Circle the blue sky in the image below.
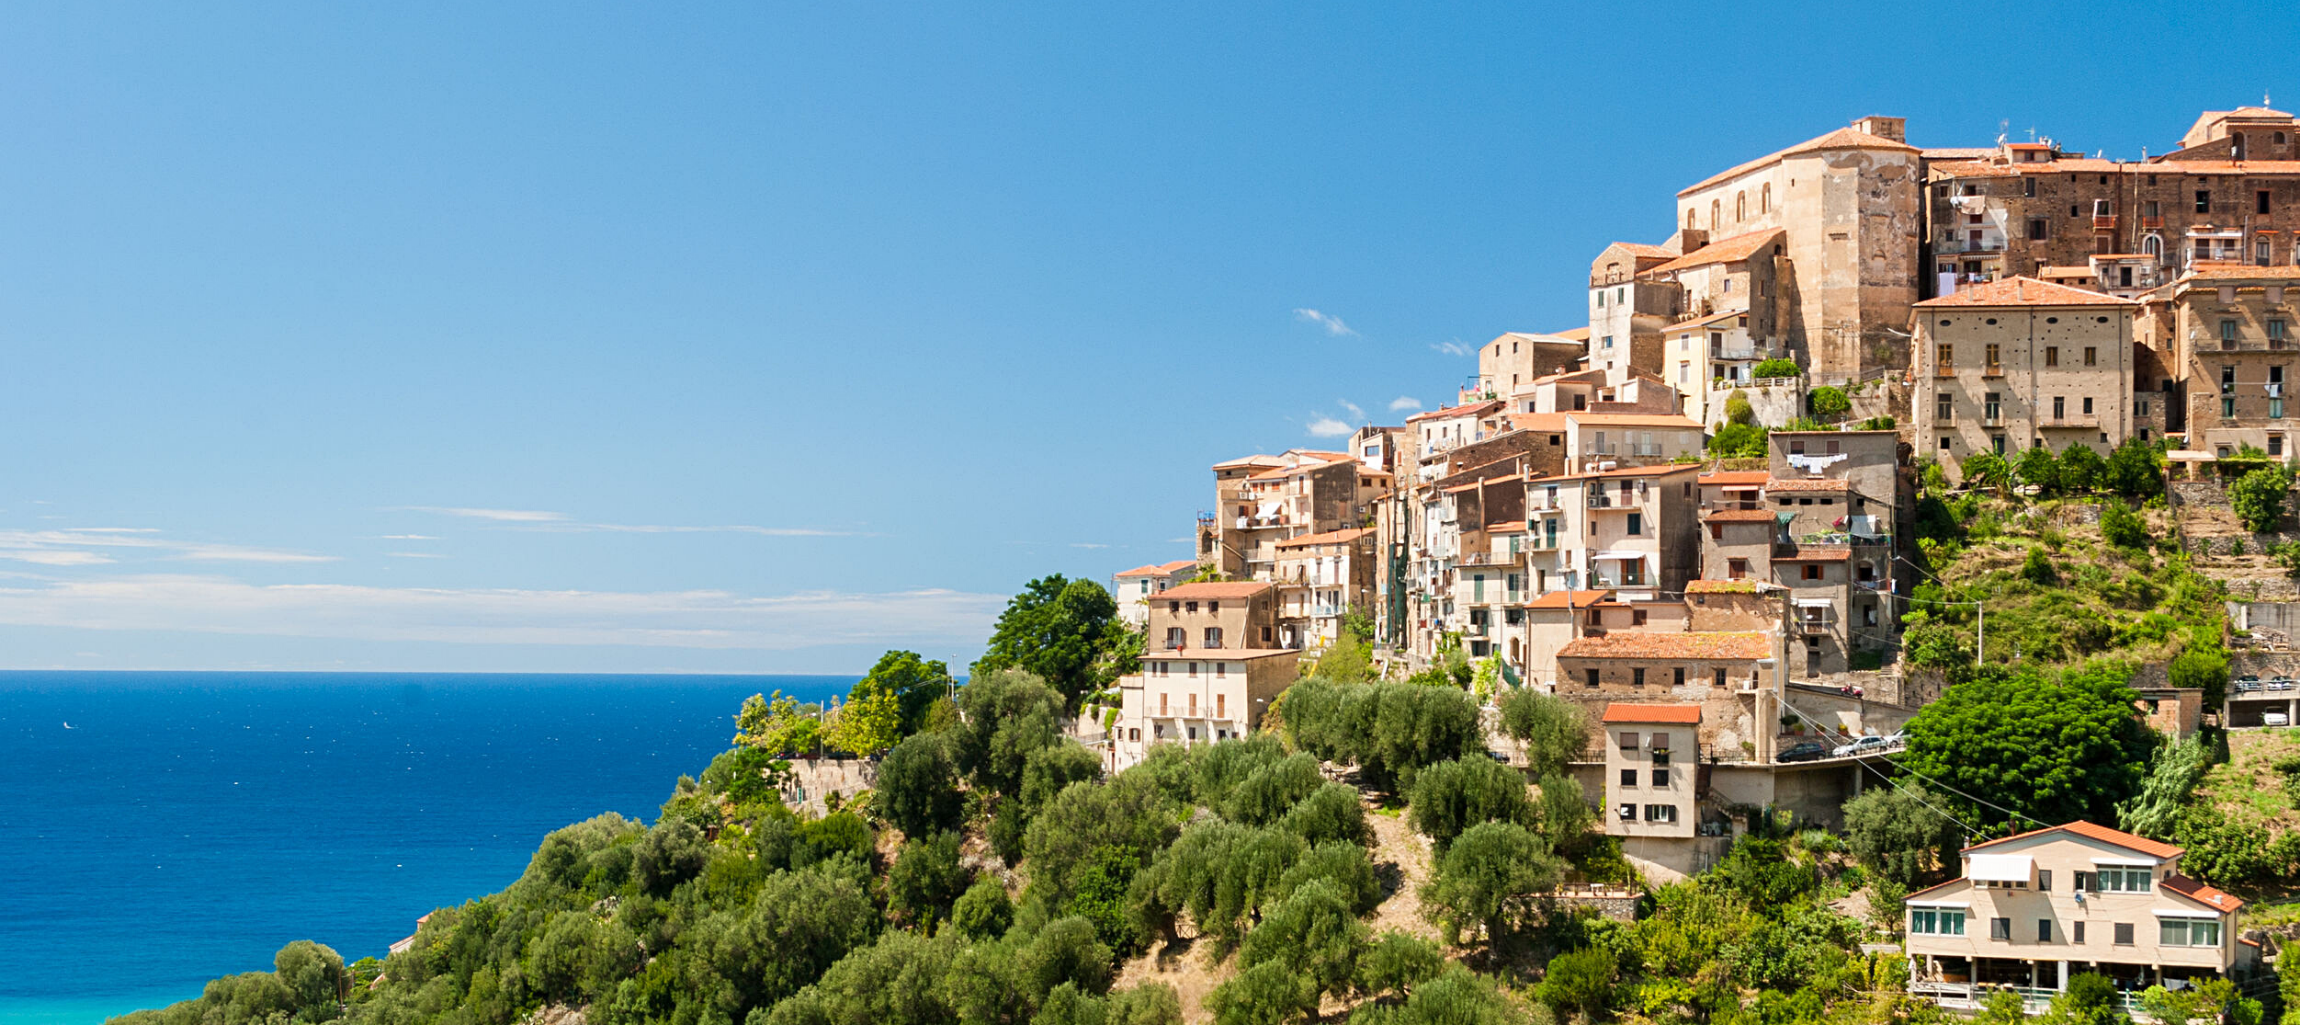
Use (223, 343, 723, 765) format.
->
(0, 1, 2289, 673)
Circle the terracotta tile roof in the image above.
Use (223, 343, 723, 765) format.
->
(1553, 327, 1591, 342)
(1665, 309, 1747, 331)
(1700, 471, 1772, 486)
(1523, 589, 1612, 609)
(1495, 330, 1584, 346)
(1777, 545, 1851, 561)
(1644, 229, 1786, 276)
(1504, 412, 1570, 433)
(2148, 159, 2300, 175)
(1686, 579, 1762, 594)
(1485, 522, 1526, 533)
(2161, 874, 2245, 913)
(1139, 648, 1300, 661)
(1405, 400, 1503, 424)
(1914, 276, 2137, 308)
(1704, 509, 1779, 523)
(1155, 581, 1275, 601)
(2038, 265, 2097, 279)
(1274, 527, 1372, 549)
(1567, 412, 1704, 429)
(1548, 463, 1701, 483)
(1559, 630, 1771, 661)
(1929, 160, 2021, 179)
(1114, 559, 1198, 578)
(1963, 820, 2182, 860)
(1680, 125, 1918, 196)
(2182, 262, 2300, 282)
(1601, 702, 1704, 724)
(1766, 477, 1852, 492)
(1213, 454, 1289, 471)
(1607, 241, 1679, 260)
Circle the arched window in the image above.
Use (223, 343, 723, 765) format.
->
(1736, 191, 1747, 221)
(2279, 131, 2290, 145)
(1685, 208, 1696, 230)
(1711, 199, 1721, 231)
(2142, 234, 2163, 260)
(1761, 183, 1771, 214)
(2233, 133, 2247, 160)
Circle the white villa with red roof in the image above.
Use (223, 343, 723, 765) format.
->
(1905, 821, 2263, 1014)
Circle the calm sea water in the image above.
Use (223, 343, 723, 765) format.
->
(0, 672, 853, 1025)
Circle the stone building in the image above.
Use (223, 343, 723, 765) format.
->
(1909, 276, 2139, 469)
(1271, 527, 1375, 651)
(1475, 331, 1586, 400)
(2165, 263, 2300, 458)
(1674, 116, 1925, 383)
(1203, 450, 1387, 580)
(1111, 559, 1200, 628)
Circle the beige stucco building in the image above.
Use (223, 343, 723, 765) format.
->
(1104, 579, 1303, 771)
(1111, 559, 1199, 628)
(1905, 822, 2261, 1012)
(2166, 263, 2300, 458)
(1271, 527, 1374, 651)
(1911, 276, 2138, 470)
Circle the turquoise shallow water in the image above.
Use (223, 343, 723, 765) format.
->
(0, 671, 852, 1025)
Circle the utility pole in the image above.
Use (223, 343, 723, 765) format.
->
(1976, 600, 1985, 664)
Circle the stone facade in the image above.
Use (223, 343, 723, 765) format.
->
(2168, 265, 2300, 458)
(1912, 276, 2139, 469)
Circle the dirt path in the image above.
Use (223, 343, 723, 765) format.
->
(1363, 801, 1443, 942)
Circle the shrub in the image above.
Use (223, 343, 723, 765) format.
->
(2016, 445, 2061, 496)
(1725, 390, 1754, 426)
(2060, 444, 2105, 492)
(2099, 501, 2148, 550)
(2230, 464, 2295, 532)
(1708, 422, 1768, 458)
(1751, 358, 1801, 380)
(1808, 386, 1850, 422)
(2020, 545, 2058, 585)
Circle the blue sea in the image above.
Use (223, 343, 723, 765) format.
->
(0, 672, 854, 1025)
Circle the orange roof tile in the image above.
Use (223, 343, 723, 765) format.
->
(1606, 241, 1678, 260)
(1665, 309, 1747, 331)
(1405, 400, 1503, 424)
(1680, 126, 1918, 196)
(1644, 229, 1786, 276)
(1704, 509, 1778, 523)
(1962, 820, 2182, 860)
(1914, 276, 2137, 308)
(1523, 589, 1612, 609)
(1559, 630, 1771, 661)
(1114, 560, 1196, 578)
(1686, 579, 1762, 594)
(1547, 463, 1702, 483)
(2182, 262, 2300, 281)
(1567, 412, 1704, 429)
(1553, 327, 1591, 342)
(1155, 581, 1275, 601)
(1701, 471, 1771, 486)
(1274, 527, 1373, 549)
(1766, 478, 1852, 492)
(1601, 702, 1703, 724)
(1777, 546, 1851, 561)
(2161, 874, 2245, 913)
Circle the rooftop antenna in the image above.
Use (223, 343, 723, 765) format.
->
(1996, 119, 2008, 147)
(2025, 126, 2037, 142)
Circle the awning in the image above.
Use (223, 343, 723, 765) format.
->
(2152, 908, 2224, 918)
(1967, 854, 2033, 882)
(1794, 598, 1834, 609)
(1591, 550, 1646, 561)
(1907, 900, 1970, 909)
(2163, 450, 2216, 463)
(2090, 856, 2161, 866)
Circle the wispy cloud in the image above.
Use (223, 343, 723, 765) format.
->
(0, 528, 334, 565)
(1070, 543, 1112, 550)
(398, 507, 855, 537)
(378, 534, 439, 541)
(386, 552, 447, 559)
(1431, 340, 1474, 357)
(1292, 308, 1356, 337)
(1338, 399, 1365, 421)
(1306, 416, 1353, 438)
(0, 575, 1005, 652)
(1389, 396, 1423, 412)
(401, 507, 568, 523)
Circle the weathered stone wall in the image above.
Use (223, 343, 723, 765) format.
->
(1711, 379, 1803, 429)
(783, 757, 876, 816)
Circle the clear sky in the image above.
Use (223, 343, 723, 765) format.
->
(1, 1, 2291, 673)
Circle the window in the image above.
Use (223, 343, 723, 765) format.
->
(1936, 342, 1954, 368)
(2226, 397, 2238, 418)
(2096, 866, 2153, 892)
(2262, 191, 2274, 215)
(2038, 919, 2054, 942)
(1936, 394, 1952, 419)
(1644, 803, 1678, 823)
(1165, 627, 1185, 649)
(2274, 435, 2286, 457)
(2029, 218, 2048, 240)
(1985, 343, 2001, 368)
(1207, 601, 1219, 613)
(2054, 396, 2065, 419)
(2084, 346, 2097, 366)
(1618, 802, 1635, 821)
(1159, 692, 1169, 715)
(1650, 769, 1668, 787)
(1674, 667, 1686, 687)
(1761, 184, 1771, 212)
(1203, 627, 1223, 648)
(2023, 177, 2036, 197)
(1990, 917, 2012, 941)
(2197, 189, 2212, 213)
(2114, 922, 2135, 945)
(2073, 921, 2085, 944)
(1909, 909, 1967, 935)
(1619, 768, 1637, 788)
(1633, 667, 1645, 687)
(2224, 366, 2238, 394)
(1803, 563, 1822, 581)
(1713, 668, 1727, 687)
(2160, 918, 2222, 947)
(1586, 668, 1600, 688)
(2083, 397, 2094, 415)
(1184, 601, 1198, 613)
(1187, 693, 1197, 714)
(2275, 320, 2289, 343)
(1985, 393, 2001, 420)
(2045, 346, 2059, 367)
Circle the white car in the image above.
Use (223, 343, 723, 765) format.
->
(2266, 711, 2291, 727)
(1832, 735, 1890, 758)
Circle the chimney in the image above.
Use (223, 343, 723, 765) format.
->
(1853, 115, 1907, 143)
(1677, 227, 1711, 253)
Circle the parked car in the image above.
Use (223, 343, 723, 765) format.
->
(2266, 711, 2292, 727)
(1484, 750, 1511, 764)
(1778, 740, 1829, 763)
(1833, 735, 1891, 758)
(2236, 675, 2263, 692)
(2270, 678, 2296, 692)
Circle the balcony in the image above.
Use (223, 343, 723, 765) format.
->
(2042, 414, 2101, 429)
(1935, 238, 2006, 255)
(1799, 616, 1833, 634)
(1459, 550, 1523, 567)
(2142, 215, 2164, 230)
(1530, 533, 1560, 551)
(1588, 493, 1644, 510)
(1933, 366, 1958, 378)
(1981, 363, 2005, 378)
(1711, 345, 1759, 361)
(2092, 214, 2118, 231)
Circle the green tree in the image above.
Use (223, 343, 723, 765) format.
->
(1725, 389, 1755, 426)
(2099, 501, 2149, 550)
(825, 685, 902, 757)
(1960, 451, 2011, 495)
(950, 669, 1066, 797)
(2230, 464, 2294, 532)
(992, 741, 1104, 863)
(1408, 756, 1535, 853)
(951, 876, 1015, 940)
(2117, 733, 2215, 842)
(2020, 544, 2058, 585)
(272, 940, 348, 1019)
(855, 650, 955, 736)
(1495, 687, 1587, 776)
(888, 831, 972, 928)
(1809, 386, 1851, 422)
(1535, 947, 1617, 1022)
(1280, 678, 1482, 792)
(1842, 785, 1961, 888)
(1308, 633, 1377, 683)
(1420, 821, 1561, 947)
(1708, 422, 1769, 458)
(1231, 878, 1367, 1019)
(2106, 438, 2165, 500)
(735, 690, 823, 756)
(973, 575, 1137, 710)
(1899, 663, 2156, 827)
(2166, 645, 2230, 711)
(1752, 358, 1801, 380)
(2140, 977, 2260, 1025)
(875, 732, 965, 839)
(2016, 445, 2062, 496)
(2060, 444, 2105, 493)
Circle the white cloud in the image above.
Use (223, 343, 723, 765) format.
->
(386, 552, 447, 559)
(0, 528, 333, 565)
(1292, 308, 1356, 337)
(1338, 399, 1365, 421)
(1431, 341, 1474, 357)
(402, 507, 568, 523)
(0, 574, 1005, 652)
(378, 534, 439, 541)
(1305, 416, 1353, 438)
(1389, 396, 1423, 412)
(1070, 542, 1111, 550)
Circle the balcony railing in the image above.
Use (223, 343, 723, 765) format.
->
(1934, 366, 1958, 378)
(1530, 534, 1560, 550)
(1936, 238, 2006, 254)
(2092, 214, 2118, 230)
(2142, 215, 2164, 229)
(2042, 414, 2101, 428)
(1982, 363, 2005, 378)
(1459, 550, 1523, 567)
(1712, 346, 1759, 361)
